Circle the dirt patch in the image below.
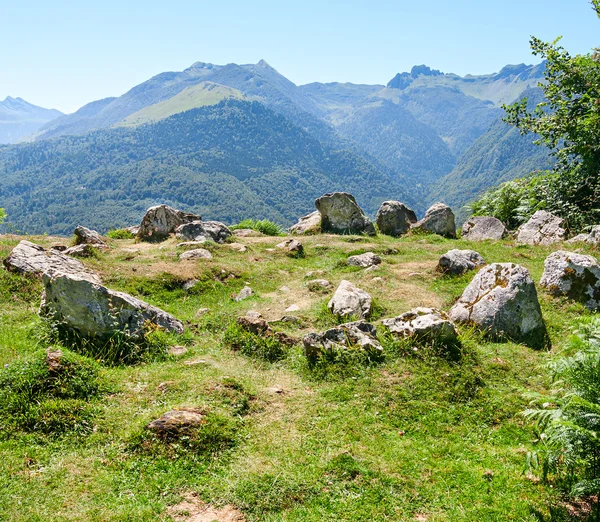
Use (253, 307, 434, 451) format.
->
(168, 492, 245, 521)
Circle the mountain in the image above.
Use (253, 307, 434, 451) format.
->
(0, 100, 413, 235)
(0, 97, 62, 144)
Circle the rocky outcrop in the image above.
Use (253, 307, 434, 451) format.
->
(540, 251, 600, 311)
(449, 263, 546, 346)
(179, 248, 213, 260)
(289, 211, 321, 235)
(411, 203, 456, 238)
(315, 192, 376, 236)
(74, 226, 108, 247)
(376, 201, 417, 237)
(175, 221, 232, 243)
(137, 205, 200, 241)
(147, 408, 205, 436)
(40, 271, 183, 339)
(461, 216, 506, 241)
(3, 240, 101, 282)
(347, 252, 382, 268)
(517, 210, 566, 246)
(328, 280, 372, 319)
(437, 249, 485, 275)
(382, 308, 459, 345)
(303, 321, 382, 359)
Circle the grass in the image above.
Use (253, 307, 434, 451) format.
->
(230, 218, 285, 236)
(0, 230, 598, 520)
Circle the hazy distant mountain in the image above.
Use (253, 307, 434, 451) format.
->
(0, 97, 62, 144)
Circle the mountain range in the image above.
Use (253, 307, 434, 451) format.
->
(0, 60, 552, 234)
(0, 97, 62, 144)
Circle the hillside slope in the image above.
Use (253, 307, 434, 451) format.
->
(0, 97, 62, 144)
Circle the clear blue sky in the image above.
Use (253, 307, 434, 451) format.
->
(1, 0, 598, 113)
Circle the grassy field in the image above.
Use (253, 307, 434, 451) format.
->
(0, 230, 597, 521)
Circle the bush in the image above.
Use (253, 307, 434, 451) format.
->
(230, 219, 284, 236)
(106, 228, 135, 239)
(0, 349, 107, 435)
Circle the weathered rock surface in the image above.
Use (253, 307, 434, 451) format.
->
(382, 308, 459, 345)
(137, 205, 200, 241)
(461, 216, 506, 241)
(437, 249, 485, 275)
(315, 192, 376, 236)
(40, 271, 183, 339)
(540, 251, 600, 310)
(177, 240, 207, 248)
(376, 201, 417, 236)
(566, 225, 600, 246)
(233, 228, 263, 237)
(175, 220, 232, 244)
(328, 280, 372, 319)
(306, 279, 332, 291)
(289, 211, 321, 235)
(347, 252, 382, 268)
(517, 210, 566, 246)
(147, 408, 205, 435)
(63, 244, 102, 258)
(449, 263, 546, 345)
(235, 286, 254, 302)
(303, 321, 382, 359)
(3, 240, 101, 282)
(74, 226, 108, 247)
(275, 239, 304, 257)
(411, 203, 456, 238)
(179, 248, 213, 260)
(237, 316, 271, 335)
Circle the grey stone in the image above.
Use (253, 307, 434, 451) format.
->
(566, 225, 600, 246)
(315, 192, 375, 236)
(168, 345, 188, 357)
(449, 263, 546, 345)
(233, 228, 263, 237)
(437, 249, 485, 275)
(461, 216, 506, 241)
(40, 271, 183, 339)
(289, 211, 321, 235)
(74, 226, 108, 247)
(147, 408, 205, 435)
(328, 280, 372, 319)
(347, 252, 382, 268)
(303, 320, 382, 359)
(306, 279, 332, 291)
(237, 315, 270, 335)
(382, 307, 459, 345)
(376, 201, 417, 236)
(137, 204, 200, 241)
(517, 210, 566, 245)
(275, 239, 304, 257)
(235, 286, 253, 302)
(411, 203, 457, 238)
(177, 240, 207, 248)
(63, 244, 101, 258)
(175, 220, 232, 244)
(540, 250, 600, 310)
(179, 248, 213, 260)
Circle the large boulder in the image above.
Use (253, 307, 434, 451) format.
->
(303, 321, 382, 360)
(376, 201, 417, 237)
(411, 203, 456, 238)
(517, 210, 566, 246)
(137, 205, 200, 241)
(328, 280, 372, 319)
(566, 225, 600, 246)
(437, 249, 485, 275)
(382, 308, 459, 345)
(40, 271, 183, 339)
(3, 240, 101, 282)
(461, 216, 506, 241)
(540, 251, 600, 310)
(347, 252, 381, 268)
(315, 192, 375, 236)
(74, 226, 108, 247)
(175, 220, 232, 244)
(289, 211, 321, 235)
(449, 263, 546, 346)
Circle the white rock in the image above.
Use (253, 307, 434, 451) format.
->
(517, 210, 566, 245)
(179, 248, 213, 260)
(328, 280, 372, 319)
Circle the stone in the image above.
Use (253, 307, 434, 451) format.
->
(50, 244, 68, 252)
(195, 308, 210, 317)
(285, 304, 300, 312)
(177, 240, 207, 248)
(227, 242, 248, 252)
(237, 315, 271, 335)
(437, 249, 485, 275)
(183, 279, 198, 291)
(46, 349, 63, 372)
(168, 345, 188, 357)
(147, 408, 205, 435)
(376, 201, 417, 236)
(411, 203, 456, 238)
(540, 251, 600, 311)
(245, 310, 263, 319)
(235, 286, 253, 302)
(3, 240, 101, 282)
(279, 286, 290, 292)
(126, 225, 140, 236)
(566, 225, 600, 246)
(461, 216, 506, 241)
(179, 248, 213, 260)
(275, 239, 304, 257)
(328, 280, 372, 319)
(233, 228, 263, 237)
(63, 244, 101, 258)
(40, 271, 184, 339)
(278, 315, 302, 324)
(137, 204, 200, 241)
(289, 211, 321, 235)
(347, 252, 381, 268)
(449, 263, 546, 345)
(517, 210, 566, 245)
(315, 192, 376, 235)
(175, 220, 232, 244)
(303, 321, 382, 359)
(306, 279, 332, 291)
(382, 308, 459, 345)
(74, 225, 108, 247)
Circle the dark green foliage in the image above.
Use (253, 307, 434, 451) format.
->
(0, 348, 107, 435)
(230, 218, 284, 236)
(106, 228, 135, 239)
(222, 322, 287, 362)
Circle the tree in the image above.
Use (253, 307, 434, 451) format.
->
(501, 1, 600, 231)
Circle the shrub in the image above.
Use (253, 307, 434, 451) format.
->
(222, 323, 287, 362)
(106, 228, 135, 239)
(230, 219, 284, 236)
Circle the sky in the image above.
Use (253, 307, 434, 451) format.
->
(1, 0, 598, 113)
